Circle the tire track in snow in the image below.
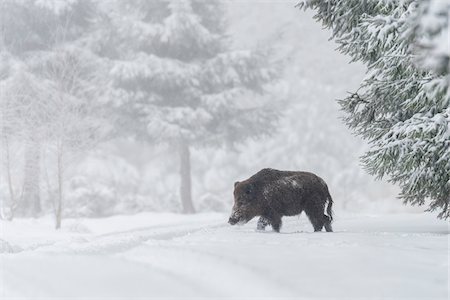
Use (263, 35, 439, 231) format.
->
(0, 223, 226, 295)
(4, 221, 227, 255)
(64, 222, 228, 254)
(118, 227, 297, 297)
(2, 253, 212, 298)
(121, 244, 295, 298)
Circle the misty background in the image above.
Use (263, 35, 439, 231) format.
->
(0, 0, 402, 227)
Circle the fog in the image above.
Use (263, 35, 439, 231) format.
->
(0, 0, 401, 223)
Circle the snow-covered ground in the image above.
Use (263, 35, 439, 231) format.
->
(1, 212, 448, 299)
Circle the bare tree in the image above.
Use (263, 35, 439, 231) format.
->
(0, 56, 51, 219)
(40, 47, 106, 229)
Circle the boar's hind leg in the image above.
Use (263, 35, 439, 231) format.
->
(305, 202, 325, 232)
(256, 216, 270, 231)
(307, 215, 324, 232)
(307, 214, 332, 232)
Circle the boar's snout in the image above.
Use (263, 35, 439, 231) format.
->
(228, 208, 242, 225)
(228, 216, 238, 225)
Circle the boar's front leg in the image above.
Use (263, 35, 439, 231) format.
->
(256, 216, 271, 231)
(257, 214, 282, 232)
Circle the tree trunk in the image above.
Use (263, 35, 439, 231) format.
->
(18, 138, 41, 217)
(179, 140, 195, 214)
(2, 136, 16, 220)
(55, 147, 63, 229)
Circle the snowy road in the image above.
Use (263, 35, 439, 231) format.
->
(1, 212, 448, 299)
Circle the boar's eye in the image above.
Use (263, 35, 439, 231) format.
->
(245, 189, 251, 195)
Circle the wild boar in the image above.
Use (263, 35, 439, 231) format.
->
(228, 168, 333, 232)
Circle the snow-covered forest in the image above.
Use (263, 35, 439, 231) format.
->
(1, 0, 448, 299)
(0, 0, 401, 225)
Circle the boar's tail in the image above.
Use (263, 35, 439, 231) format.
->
(318, 176, 333, 221)
(325, 188, 334, 222)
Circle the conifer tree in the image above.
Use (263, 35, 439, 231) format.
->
(109, 0, 279, 213)
(298, 0, 450, 218)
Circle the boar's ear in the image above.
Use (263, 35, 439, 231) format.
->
(234, 181, 240, 188)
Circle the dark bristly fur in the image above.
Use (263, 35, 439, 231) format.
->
(228, 168, 333, 232)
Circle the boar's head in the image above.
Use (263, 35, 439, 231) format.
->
(228, 180, 263, 225)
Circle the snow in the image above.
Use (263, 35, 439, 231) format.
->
(1, 212, 448, 299)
